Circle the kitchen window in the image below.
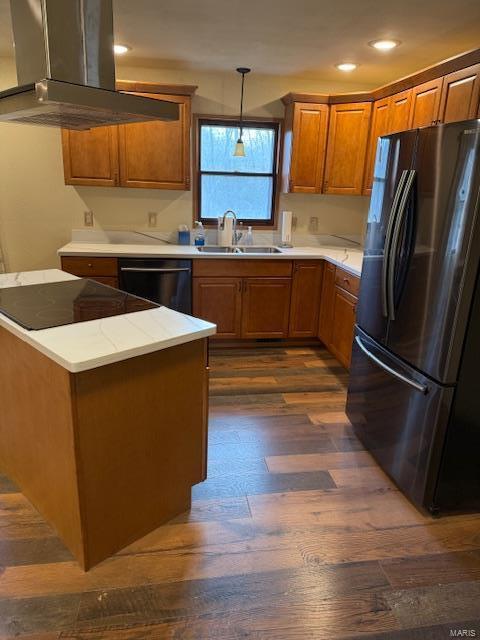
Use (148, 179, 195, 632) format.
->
(195, 117, 281, 227)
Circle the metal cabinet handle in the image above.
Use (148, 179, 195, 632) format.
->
(120, 267, 191, 273)
(355, 336, 428, 394)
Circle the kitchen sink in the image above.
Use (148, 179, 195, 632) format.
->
(196, 246, 282, 254)
(196, 246, 243, 253)
(240, 246, 282, 254)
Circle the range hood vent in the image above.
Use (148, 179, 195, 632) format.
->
(0, 0, 178, 130)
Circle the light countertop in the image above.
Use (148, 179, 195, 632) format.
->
(58, 242, 364, 277)
(0, 270, 216, 373)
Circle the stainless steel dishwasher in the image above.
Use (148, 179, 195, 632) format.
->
(118, 259, 192, 314)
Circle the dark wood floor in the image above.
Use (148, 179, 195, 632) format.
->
(1, 346, 480, 639)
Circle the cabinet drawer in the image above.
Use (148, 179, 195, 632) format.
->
(61, 256, 118, 277)
(335, 267, 359, 297)
(193, 259, 293, 278)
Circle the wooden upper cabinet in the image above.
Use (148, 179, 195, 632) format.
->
(283, 102, 329, 193)
(438, 64, 480, 124)
(323, 102, 372, 195)
(388, 89, 413, 134)
(193, 277, 242, 339)
(363, 98, 391, 195)
(242, 278, 291, 339)
(289, 261, 323, 337)
(62, 126, 119, 186)
(118, 93, 191, 190)
(409, 78, 443, 128)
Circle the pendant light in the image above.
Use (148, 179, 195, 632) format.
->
(233, 67, 251, 157)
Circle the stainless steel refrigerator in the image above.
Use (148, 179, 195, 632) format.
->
(346, 119, 480, 515)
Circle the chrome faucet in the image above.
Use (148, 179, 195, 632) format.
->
(221, 210, 242, 245)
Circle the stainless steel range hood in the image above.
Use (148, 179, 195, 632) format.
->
(0, 0, 178, 130)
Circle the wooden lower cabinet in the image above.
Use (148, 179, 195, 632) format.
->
(329, 286, 357, 369)
(318, 263, 359, 369)
(60, 256, 119, 289)
(318, 262, 336, 345)
(193, 277, 242, 338)
(242, 278, 292, 339)
(289, 261, 323, 337)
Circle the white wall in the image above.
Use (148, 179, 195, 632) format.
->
(0, 57, 372, 272)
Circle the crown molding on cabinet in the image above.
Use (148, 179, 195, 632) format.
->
(281, 47, 480, 105)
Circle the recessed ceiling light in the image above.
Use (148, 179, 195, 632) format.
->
(369, 39, 401, 51)
(335, 63, 358, 72)
(114, 44, 131, 55)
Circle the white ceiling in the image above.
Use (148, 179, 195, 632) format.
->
(0, 0, 479, 85)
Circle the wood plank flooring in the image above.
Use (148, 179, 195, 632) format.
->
(0, 346, 480, 639)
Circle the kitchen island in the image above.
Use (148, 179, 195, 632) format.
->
(0, 269, 216, 570)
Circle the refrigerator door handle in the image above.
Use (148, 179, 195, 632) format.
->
(381, 169, 409, 318)
(355, 335, 428, 394)
(387, 169, 417, 320)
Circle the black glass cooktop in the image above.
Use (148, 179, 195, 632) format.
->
(0, 278, 159, 330)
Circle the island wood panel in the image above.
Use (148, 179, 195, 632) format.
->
(363, 97, 391, 195)
(193, 277, 243, 338)
(61, 126, 119, 187)
(242, 278, 292, 338)
(72, 339, 208, 569)
(438, 63, 480, 123)
(118, 93, 191, 190)
(387, 89, 413, 133)
(409, 78, 443, 128)
(284, 103, 329, 193)
(323, 102, 372, 195)
(289, 261, 324, 337)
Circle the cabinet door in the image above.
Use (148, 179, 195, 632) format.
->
(61, 127, 119, 186)
(242, 278, 291, 339)
(409, 79, 442, 128)
(363, 97, 391, 195)
(289, 261, 323, 337)
(330, 286, 357, 369)
(323, 102, 372, 195)
(193, 278, 242, 339)
(438, 64, 480, 124)
(318, 262, 336, 346)
(387, 89, 412, 134)
(118, 94, 191, 190)
(286, 103, 329, 193)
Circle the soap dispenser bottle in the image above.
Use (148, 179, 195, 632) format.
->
(194, 221, 206, 246)
(245, 226, 254, 246)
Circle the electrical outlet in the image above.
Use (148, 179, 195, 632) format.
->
(148, 212, 157, 228)
(292, 216, 298, 231)
(309, 216, 318, 232)
(84, 210, 93, 227)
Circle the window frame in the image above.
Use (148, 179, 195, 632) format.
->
(193, 115, 283, 229)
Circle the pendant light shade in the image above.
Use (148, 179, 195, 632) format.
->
(233, 67, 251, 157)
(233, 140, 246, 157)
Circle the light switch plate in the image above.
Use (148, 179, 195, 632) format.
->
(84, 210, 93, 227)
